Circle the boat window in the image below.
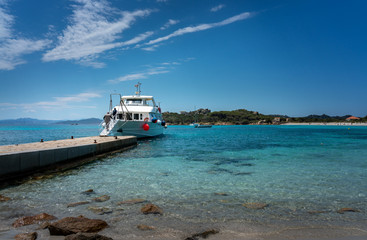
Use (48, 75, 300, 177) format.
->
(134, 114, 140, 120)
(140, 114, 143, 120)
(145, 99, 153, 106)
(126, 99, 142, 105)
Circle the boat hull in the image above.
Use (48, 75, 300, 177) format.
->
(110, 120, 164, 138)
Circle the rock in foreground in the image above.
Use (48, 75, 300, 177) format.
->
(67, 201, 90, 208)
(82, 189, 94, 195)
(13, 213, 56, 228)
(65, 232, 112, 240)
(141, 203, 163, 215)
(0, 194, 11, 202)
(337, 208, 360, 214)
(14, 232, 38, 240)
(137, 224, 155, 231)
(242, 202, 269, 210)
(117, 198, 147, 205)
(88, 206, 113, 215)
(185, 229, 219, 240)
(48, 216, 108, 236)
(93, 195, 110, 202)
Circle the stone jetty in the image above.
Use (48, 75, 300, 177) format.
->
(0, 136, 136, 181)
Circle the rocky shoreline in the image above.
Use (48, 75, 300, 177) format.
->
(1, 190, 366, 240)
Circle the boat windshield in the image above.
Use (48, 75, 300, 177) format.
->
(126, 99, 142, 105)
(125, 98, 154, 106)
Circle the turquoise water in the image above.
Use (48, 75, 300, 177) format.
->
(1, 125, 367, 239)
(0, 124, 99, 146)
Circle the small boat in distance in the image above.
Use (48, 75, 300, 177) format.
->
(190, 107, 212, 128)
(99, 82, 165, 138)
(194, 123, 212, 128)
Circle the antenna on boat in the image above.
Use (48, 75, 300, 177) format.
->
(135, 82, 141, 96)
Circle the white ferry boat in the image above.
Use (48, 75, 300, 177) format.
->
(100, 83, 165, 138)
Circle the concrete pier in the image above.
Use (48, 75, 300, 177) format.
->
(0, 136, 137, 181)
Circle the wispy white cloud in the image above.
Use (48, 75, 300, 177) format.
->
(160, 19, 179, 30)
(111, 73, 147, 82)
(141, 44, 161, 52)
(0, 2, 50, 70)
(145, 11, 253, 46)
(0, 2, 13, 40)
(42, 0, 152, 67)
(210, 4, 225, 12)
(109, 67, 169, 83)
(121, 31, 154, 46)
(109, 58, 194, 83)
(54, 92, 101, 103)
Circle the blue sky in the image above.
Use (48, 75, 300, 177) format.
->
(0, 0, 366, 120)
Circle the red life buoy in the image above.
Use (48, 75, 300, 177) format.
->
(143, 123, 150, 131)
(144, 117, 149, 122)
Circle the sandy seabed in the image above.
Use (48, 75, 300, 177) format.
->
(1, 199, 367, 240)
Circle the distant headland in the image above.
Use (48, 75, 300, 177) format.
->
(162, 109, 367, 126)
(0, 118, 101, 125)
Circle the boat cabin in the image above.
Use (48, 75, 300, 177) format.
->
(110, 95, 161, 122)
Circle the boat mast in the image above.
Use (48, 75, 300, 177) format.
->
(135, 82, 141, 96)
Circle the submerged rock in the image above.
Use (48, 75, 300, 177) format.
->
(238, 163, 254, 167)
(82, 189, 95, 195)
(0, 194, 11, 202)
(93, 195, 110, 202)
(137, 224, 155, 231)
(337, 208, 360, 214)
(242, 202, 269, 210)
(48, 216, 108, 236)
(233, 172, 252, 176)
(14, 232, 38, 240)
(185, 229, 219, 240)
(214, 192, 229, 196)
(87, 206, 113, 215)
(117, 198, 147, 205)
(67, 201, 90, 208)
(65, 232, 113, 240)
(141, 203, 163, 215)
(12, 213, 56, 228)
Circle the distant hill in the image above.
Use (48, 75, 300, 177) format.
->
(304, 114, 351, 120)
(0, 118, 57, 125)
(0, 118, 102, 125)
(163, 109, 274, 125)
(55, 118, 101, 125)
(163, 109, 366, 125)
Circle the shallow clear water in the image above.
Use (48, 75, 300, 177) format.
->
(0, 125, 367, 239)
(0, 124, 99, 146)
